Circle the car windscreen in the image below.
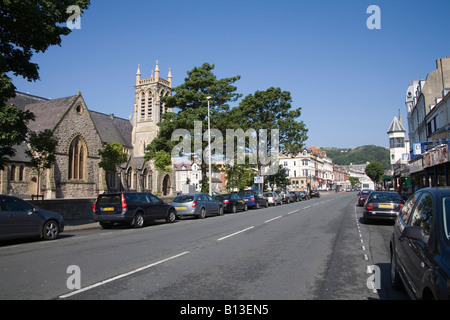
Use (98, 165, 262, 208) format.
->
(173, 195, 194, 203)
(361, 190, 372, 195)
(214, 194, 230, 200)
(239, 191, 253, 197)
(97, 194, 121, 206)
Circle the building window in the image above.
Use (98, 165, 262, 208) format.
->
(140, 93, 145, 119)
(68, 136, 87, 181)
(19, 165, 24, 181)
(390, 137, 405, 148)
(10, 164, 16, 181)
(147, 94, 153, 119)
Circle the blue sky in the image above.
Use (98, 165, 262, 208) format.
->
(9, 0, 450, 149)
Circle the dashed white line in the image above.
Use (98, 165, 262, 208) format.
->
(265, 216, 283, 223)
(59, 251, 190, 299)
(217, 226, 255, 241)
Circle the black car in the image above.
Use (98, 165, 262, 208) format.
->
(390, 187, 450, 300)
(214, 193, 247, 213)
(0, 195, 64, 241)
(93, 192, 177, 228)
(363, 191, 403, 224)
(310, 190, 320, 198)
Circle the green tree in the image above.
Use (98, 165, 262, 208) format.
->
(264, 165, 290, 190)
(146, 63, 241, 194)
(153, 150, 172, 174)
(98, 142, 128, 173)
(230, 87, 308, 175)
(25, 129, 58, 197)
(225, 163, 255, 191)
(0, 0, 90, 168)
(365, 161, 385, 186)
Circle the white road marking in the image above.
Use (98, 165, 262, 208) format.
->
(217, 226, 255, 241)
(265, 216, 283, 223)
(59, 251, 190, 299)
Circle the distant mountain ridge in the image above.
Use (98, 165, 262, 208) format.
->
(321, 145, 390, 170)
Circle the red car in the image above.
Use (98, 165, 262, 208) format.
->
(357, 189, 373, 206)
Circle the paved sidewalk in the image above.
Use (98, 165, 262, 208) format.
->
(64, 219, 99, 231)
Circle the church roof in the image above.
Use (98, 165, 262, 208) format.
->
(387, 116, 405, 133)
(25, 95, 77, 132)
(89, 111, 133, 148)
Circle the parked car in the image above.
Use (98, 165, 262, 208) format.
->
(238, 190, 268, 209)
(363, 191, 403, 224)
(265, 192, 282, 206)
(310, 190, 320, 198)
(357, 189, 373, 206)
(390, 187, 450, 300)
(0, 195, 64, 241)
(171, 193, 223, 219)
(214, 193, 247, 213)
(279, 190, 295, 203)
(93, 192, 177, 228)
(298, 190, 310, 200)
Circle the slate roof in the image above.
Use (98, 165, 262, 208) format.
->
(387, 116, 406, 133)
(25, 95, 77, 132)
(89, 111, 133, 148)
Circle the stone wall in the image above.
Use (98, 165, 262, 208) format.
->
(30, 198, 96, 221)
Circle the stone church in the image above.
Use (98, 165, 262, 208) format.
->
(0, 61, 176, 199)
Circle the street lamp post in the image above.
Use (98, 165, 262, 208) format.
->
(207, 96, 212, 196)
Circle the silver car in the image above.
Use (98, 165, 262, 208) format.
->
(265, 192, 282, 206)
(171, 193, 224, 219)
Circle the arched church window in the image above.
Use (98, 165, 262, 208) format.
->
(147, 93, 153, 119)
(68, 136, 87, 181)
(140, 92, 145, 119)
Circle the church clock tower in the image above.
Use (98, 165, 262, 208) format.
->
(132, 61, 173, 157)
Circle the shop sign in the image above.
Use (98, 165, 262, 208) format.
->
(409, 158, 423, 173)
(423, 144, 449, 168)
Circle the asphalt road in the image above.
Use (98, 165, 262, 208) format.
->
(0, 192, 409, 302)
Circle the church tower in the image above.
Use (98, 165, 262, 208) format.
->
(132, 61, 173, 157)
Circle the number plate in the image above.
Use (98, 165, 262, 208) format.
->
(102, 207, 115, 212)
(176, 206, 187, 210)
(379, 204, 394, 209)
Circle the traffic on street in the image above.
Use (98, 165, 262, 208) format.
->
(0, 191, 412, 302)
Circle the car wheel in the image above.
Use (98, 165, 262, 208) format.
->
(198, 208, 206, 219)
(166, 209, 176, 223)
(265, 201, 269, 208)
(218, 206, 224, 216)
(256, 202, 260, 209)
(390, 248, 403, 290)
(133, 213, 145, 228)
(244, 204, 248, 211)
(232, 205, 237, 213)
(42, 220, 60, 240)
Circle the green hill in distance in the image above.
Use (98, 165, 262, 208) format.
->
(321, 145, 390, 170)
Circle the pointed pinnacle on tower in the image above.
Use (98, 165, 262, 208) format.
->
(155, 60, 160, 81)
(136, 64, 141, 85)
(168, 68, 172, 87)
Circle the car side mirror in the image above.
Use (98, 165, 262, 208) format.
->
(402, 226, 429, 244)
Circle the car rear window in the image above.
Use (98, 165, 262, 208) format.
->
(97, 194, 121, 206)
(239, 190, 253, 197)
(368, 192, 401, 201)
(173, 195, 194, 203)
